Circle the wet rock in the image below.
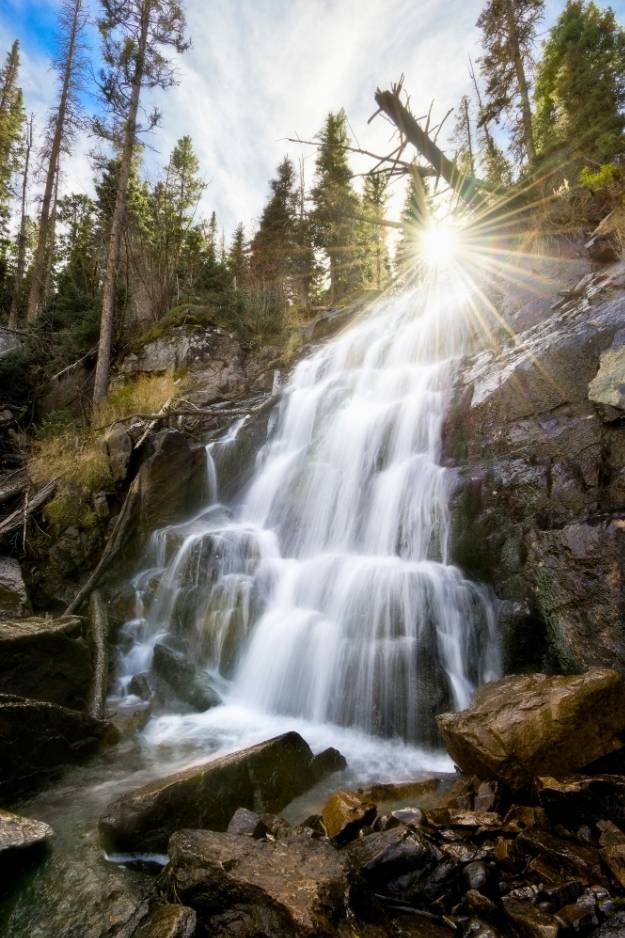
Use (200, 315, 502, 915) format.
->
(133, 904, 197, 938)
(592, 911, 625, 935)
(310, 746, 347, 781)
(391, 807, 425, 827)
(555, 891, 599, 932)
(602, 844, 625, 890)
(0, 555, 29, 617)
(99, 732, 320, 853)
(536, 775, 625, 827)
(152, 641, 221, 711)
(137, 430, 208, 536)
(226, 807, 265, 837)
(518, 828, 603, 884)
(105, 423, 133, 484)
(502, 897, 560, 937)
(437, 669, 625, 787)
(166, 827, 348, 936)
(0, 809, 53, 876)
(0, 614, 92, 708)
(359, 776, 442, 804)
(0, 694, 118, 799)
(322, 790, 377, 843)
(586, 226, 622, 263)
(128, 672, 153, 700)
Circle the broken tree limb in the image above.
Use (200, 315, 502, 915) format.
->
(0, 480, 57, 540)
(88, 590, 110, 720)
(374, 85, 494, 205)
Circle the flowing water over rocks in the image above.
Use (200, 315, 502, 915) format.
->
(115, 285, 499, 749)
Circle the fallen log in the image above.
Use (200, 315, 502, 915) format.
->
(0, 480, 57, 540)
(88, 590, 110, 720)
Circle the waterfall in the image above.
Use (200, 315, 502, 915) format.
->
(115, 285, 499, 747)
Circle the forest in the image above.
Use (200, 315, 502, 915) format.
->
(4, 1, 625, 937)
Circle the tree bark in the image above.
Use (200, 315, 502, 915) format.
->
(92, 6, 149, 407)
(27, 0, 83, 324)
(503, 0, 536, 164)
(8, 113, 33, 329)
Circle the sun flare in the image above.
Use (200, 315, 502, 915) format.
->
(419, 218, 463, 271)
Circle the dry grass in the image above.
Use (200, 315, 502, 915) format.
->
(95, 371, 182, 427)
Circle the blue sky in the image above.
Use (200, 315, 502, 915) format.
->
(2, 0, 625, 237)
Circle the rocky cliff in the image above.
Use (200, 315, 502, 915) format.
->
(446, 249, 625, 674)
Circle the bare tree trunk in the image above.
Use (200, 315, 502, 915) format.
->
(26, 0, 82, 324)
(92, 9, 149, 407)
(503, 0, 536, 164)
(8, 113, 33, 329)
(43, 157, 60, 303)
(463, 96, 475, 177)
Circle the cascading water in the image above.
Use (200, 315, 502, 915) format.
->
(115, 283, 499, 752)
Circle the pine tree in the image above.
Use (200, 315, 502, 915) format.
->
(395, 170, 429, 278)
(92, 0, 189, 406)
(469, 57, 513, 186)
(453, 95, 476, 178)
(534, 1, 625, 169)
(311, 110, 360, 303)
(359, 174, 390, 292)
(477, 0, 543, 164)
(8, 112, 33, 328)
(27, 0, 88, 323)
(0, 41, 24, 233)
(228, 223, 249, 291)
(250, 156, 297, 326)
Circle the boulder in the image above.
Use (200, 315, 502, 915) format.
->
(100, 732, 329, 853)
(0, 555, 29, 617)
(592, 911, 625, 936)
(536, 775, 625, 827)
(152, 641, 221, 711)
(437, 669, 625, 788)
(322, 790, 377, 843)
(226, 807, 266, 837)
(166, 827, 348, 936)
(310, 747, 347, 781)
(0, 694, 118, 799)
(133, 904, 197, 938)
(0, 809, 53, 868)
(104, 423, 133, 484)
(137, 430, 208, 536)
(0, 615, 92, 709)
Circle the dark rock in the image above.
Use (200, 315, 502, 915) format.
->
(358, 776, 442, 803)
(138, 430, 208, 536)
(602, 844, 625, 890)
(128, 672, 153, 700)
(310, 746, 347, 781)
(502, 897, 560, 937)
(0, 615, 92, 709)
(226, 807, 265, 838)
(536, 774, 625, 827)
(166, 827, 348, 936)
(438, 669, 625, 787)
(133, 904, 197, 938)
(152, 642, 221, 711)
(586, 228, 622, 263)
(99, 732, 319, 853)
(591, 911, 625, 936)
(0, 555, 29, 617)
(322, 790, 377, 843)
(463, 861, 491, 893)
(517, 828, 604, 884)
(0, 694, 118, 799)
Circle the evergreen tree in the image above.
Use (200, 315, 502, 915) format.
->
(469, 57, 513, 186)
(311, 110, 360, 303)
(0, 41, 24, 234)
(8, 113, 33, 328)
(228, 223, 249, 290)
(250, 156, 297, 327)
(477, 0, 543, 164)
(453, 95, 476, 178)
(359, 174, 390, 292)
(534, 1, 625, 169)
(92, 0, 189, 406)
(395, 170, 429, 278)
(27, 0, 88, 323)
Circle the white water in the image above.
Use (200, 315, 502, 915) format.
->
(114, 284, 499, 772)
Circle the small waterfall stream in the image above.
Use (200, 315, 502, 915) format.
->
(115, 284, 499, 759)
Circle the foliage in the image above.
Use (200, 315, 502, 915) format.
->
(358, 174, 391, 291)
(534, 1, 625, 171)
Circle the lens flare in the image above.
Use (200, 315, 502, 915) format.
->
(420, 218, 462, 271)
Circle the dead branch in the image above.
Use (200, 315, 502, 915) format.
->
(0, 480, 57, 539)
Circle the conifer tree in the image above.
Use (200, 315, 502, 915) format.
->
(8, 113, 33, 328)
(534, 0, 625, 168)
(469, 57, 512, 186)
(453, 95, 476, 178)
(311, 110, 360, 303)
(250, 156, 297, 323)
(0, 41, 24, 233)
(92, 0, 189, 406)
(27, 0, 88, 323)
(395, 170, 429, 278)
(477, 0, 543, 164)
(228, 223, 249, 291)
(359, 174, 390, 292)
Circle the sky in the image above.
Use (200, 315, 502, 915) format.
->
(1, 0, 625, 240)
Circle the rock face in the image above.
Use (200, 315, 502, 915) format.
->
(0, 615, 92, 709)
(437, 668, 625, 787)
(445, 261, 625, 671)
(322, 790, 377, 842)
(100, 732, 329, 853)
(166, 828, 348, 937)
(118, 325, 245, 396)
(0, 556, 29, 617)
(0, 694, 118, 799)
(152, 641, 221, 711)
